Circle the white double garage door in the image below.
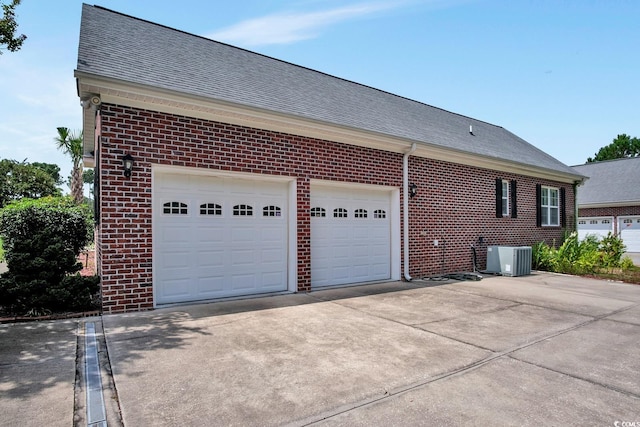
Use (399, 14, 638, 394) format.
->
(153, 168, 399, 305)
(578, 216, 640, 252)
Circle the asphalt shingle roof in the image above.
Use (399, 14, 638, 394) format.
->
(77, 4, 579, 177)
(572, 157, 640, 205)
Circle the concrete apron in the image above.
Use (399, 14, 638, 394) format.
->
(101, 273, 640, 426)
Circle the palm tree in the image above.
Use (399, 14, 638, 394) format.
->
(55, 127, 84, 204)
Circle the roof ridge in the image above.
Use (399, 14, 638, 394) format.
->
(572, 156, 640, 167)
(90, 4, 503, 130)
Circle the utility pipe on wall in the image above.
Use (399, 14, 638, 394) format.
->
(403, 143, 417, 281)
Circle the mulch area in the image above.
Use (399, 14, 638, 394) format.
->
(79, 249, 97, 277)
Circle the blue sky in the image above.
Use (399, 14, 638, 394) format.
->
(1, 0, 638, 182)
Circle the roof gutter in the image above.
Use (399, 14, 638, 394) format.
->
(403, 143, 417, 281)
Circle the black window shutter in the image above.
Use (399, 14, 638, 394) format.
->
(495, 178, 503, 218)
(560, 187, 566, 228)
(510, 180, 517, 218)
(536, 184, 542, 227)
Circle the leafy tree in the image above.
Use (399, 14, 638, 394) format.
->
(55, 127, 84, 204)
(83, 168, 95, 198)
(587, 134, 640, 163)
(0, 159, 60, 208)
(0, 0, 26, 55)
(82, 168, 94, 185)
(32, 162, 63, 186)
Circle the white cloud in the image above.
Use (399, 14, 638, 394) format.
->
(207, 2, 402, 46)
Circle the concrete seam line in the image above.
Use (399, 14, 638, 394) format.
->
(508, 355, 640, 399)
(85, 321, 107, 427)
(441, 284, 638, 318)
(296, 302, 640, 425)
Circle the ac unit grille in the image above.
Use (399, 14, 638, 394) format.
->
(486, 246, 532, 277)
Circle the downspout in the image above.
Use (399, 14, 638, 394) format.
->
(573, 181, 578, 233)
(403, 143, 417, 281)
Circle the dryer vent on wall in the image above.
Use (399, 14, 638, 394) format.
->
(486, 246, 532, 277)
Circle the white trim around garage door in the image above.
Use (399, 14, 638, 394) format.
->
(310, 179, 401, 288)
(152, 165, 297, 306)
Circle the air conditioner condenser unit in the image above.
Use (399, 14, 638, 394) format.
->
(486, 246, 532, 277)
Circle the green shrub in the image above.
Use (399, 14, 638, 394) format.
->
(532, 241, 555, 271)
(0, 197, 99, 314)
(0, 236, 4, 262)
(532, 232, 628, 276)
(599, 232, 627, 270)
(620, 256, 635, 271)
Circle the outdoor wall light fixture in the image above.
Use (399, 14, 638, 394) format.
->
(122, 154, 134, 178)
(409, 183, 418, 198)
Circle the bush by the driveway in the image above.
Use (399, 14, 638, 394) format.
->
(0, 197, 99, 315)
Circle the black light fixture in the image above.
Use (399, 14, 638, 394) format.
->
(409, 183, 418, 199)
(122, 154, 134, 177)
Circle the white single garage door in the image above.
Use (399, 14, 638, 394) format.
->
(311, 184, 392, 288)
(154, 171, 289, 305)
(620, 216, 640, 252)
(577, 217, 613, 241)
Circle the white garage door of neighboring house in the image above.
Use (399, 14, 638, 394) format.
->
(153, 170, 290, 305)
(311, 184, 393, 288)
(619, 217, 640, 252)
(577, 217, 613, 241)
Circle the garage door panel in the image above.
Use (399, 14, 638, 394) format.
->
(161, 250, 191, 269)
(160, 279, 192, 299)
(196, 226, 225, 242)
(154, 172, 289, 305)
(620, 217, 640, 252)
(261, 248, 284, 263)
(161, 226, 192, 243)
(231, 249, 257, 266)
(231, 226, 257, 242)
(577, 217, 613, 241)
(261, 271, 286, 287)
(197, 277, 225, 294)
(232, 274, 256, 290)
(311, 185, 392, 288)
(261, 226, 285, 241)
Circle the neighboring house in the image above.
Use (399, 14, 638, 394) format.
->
(76, 5, 583, 313)
(573, 157, 640, 251)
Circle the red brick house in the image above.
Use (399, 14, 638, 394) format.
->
(573, 157, 640, 251)
(76, 5, 583, 313)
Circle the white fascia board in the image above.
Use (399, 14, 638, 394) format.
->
(76, 72, 583, 184)
(579, 200, 640, 209)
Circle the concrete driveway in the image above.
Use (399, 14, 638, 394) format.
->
(100, 272, 640, 426)
(2, 272, 639, 426)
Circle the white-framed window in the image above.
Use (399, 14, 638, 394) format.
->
(310, 207, 326, 218)
(233, 204, 253, 216)
(501, 180, 509, 217)
(263, 205, 282, 217)
(163, 201, 188, 215)
(354, 209, 367, 219)
(373, 209, 386, 219)
(540, 186, 559, 226)
(333, 208, 348, 218)
(200, 203, 222, 216)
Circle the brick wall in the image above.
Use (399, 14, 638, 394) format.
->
(407, 157, 575, 277)
(579, 206, 640, 233)
(97, 104, 573, 313)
